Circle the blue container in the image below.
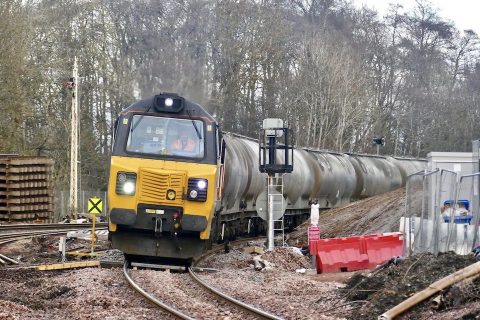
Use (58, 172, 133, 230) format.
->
(443, 200, 470, 210)
(443, 215, 473, 224)
(458, 200, 470, 210)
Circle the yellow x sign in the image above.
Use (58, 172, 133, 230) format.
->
(88, 197, 103, 214)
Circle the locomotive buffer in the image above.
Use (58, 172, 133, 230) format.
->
(259, 119, 293, 251)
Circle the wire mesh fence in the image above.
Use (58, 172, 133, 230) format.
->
(403, 170, 480, 256)
(53, 190, 108, 222)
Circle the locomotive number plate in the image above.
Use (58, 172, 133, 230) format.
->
(146, 209, 165, 215)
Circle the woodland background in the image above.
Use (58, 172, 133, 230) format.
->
(1, 0, 479, 189)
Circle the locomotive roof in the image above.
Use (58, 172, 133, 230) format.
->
(120, 93, 216, 123)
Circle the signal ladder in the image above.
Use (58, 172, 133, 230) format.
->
(268, 174, 286, 247)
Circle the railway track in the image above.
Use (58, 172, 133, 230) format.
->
(124, 237, 283, 320)
(0, 222, 107, 233)
(0, 222, 108, 266)
(0, 223, 107, 245)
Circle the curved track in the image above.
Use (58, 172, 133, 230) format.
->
(188, 267, 281, 319)
(188, 237, 281, 319)
(124, 237, 282, 320)
(123, 262, 194, 320)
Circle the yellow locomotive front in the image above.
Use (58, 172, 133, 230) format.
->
(108, 93, 219, 261)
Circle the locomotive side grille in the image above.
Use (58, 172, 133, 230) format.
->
(139, 169, 185, 204)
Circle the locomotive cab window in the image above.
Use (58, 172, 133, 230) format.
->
(126, 115, 204, 159)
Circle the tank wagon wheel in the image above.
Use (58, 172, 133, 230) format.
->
(250, 218, 261, 237)
(224, 238, 230, 253)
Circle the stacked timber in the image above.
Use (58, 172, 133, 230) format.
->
(0, 155, 54, 223)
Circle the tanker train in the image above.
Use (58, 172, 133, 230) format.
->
(107, 93, 425, 261)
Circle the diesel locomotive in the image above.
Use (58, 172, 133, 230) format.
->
(107, 93, 425, 261)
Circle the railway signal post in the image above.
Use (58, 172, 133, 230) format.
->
(259, 119, 293, 251)
(373, 136, 385, 155)
(66, 57, 79, 219)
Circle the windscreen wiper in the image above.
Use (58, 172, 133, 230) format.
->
(130, 105, 152, 133)
(187, 109, 202, 139)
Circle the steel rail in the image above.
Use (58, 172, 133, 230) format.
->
(123, 236, 279, 320)
(0, 228, 108, 246)
(123, 262, 194, 320)
(0, 231, 66, 242)
(0, 226, 108, 268)
(188, 267, 282, 320)
(0, 223, 107, 233)
(0, 227, 108, 240)
(189, 236, 282, 320)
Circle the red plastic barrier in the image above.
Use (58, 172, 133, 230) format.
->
(312, 237, 369, 273)
(364, 233, 403, 269)
(310, 232, 404, 273)
(308, 227, 321, 255)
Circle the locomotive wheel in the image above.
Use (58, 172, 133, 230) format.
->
(224, 238, 230, 253)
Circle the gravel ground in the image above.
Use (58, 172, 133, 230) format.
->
(0, 241, 351, 320)
(132, 269, 257, 319)
(198, 246, 352, 320)
(0, 268, 172, 320)
(1, 189, 421, 320)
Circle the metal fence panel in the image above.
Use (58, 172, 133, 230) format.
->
(54, 190, 108, 222)
(403, 171, 480, 256)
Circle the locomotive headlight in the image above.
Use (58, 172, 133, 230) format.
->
(154, 94, 185, 113)
(187, 178, 208, 202)
(197, 180, 207, 190)
(165, 98, 174, 107)
(118, 173, 127, 183)
(116, 172, 137, 195)
(123, 181, 135, 195)
(189, 189, 198, 199)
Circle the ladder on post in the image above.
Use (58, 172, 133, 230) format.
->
(274, 216, 286, 247)
(268, 174, 286, 248)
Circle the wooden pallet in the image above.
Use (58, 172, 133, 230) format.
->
(0, 157, 54, 166)
(0, 181, 52, 189)
(0, 173, 49, 181)
(0, 166, 53, 173)
(0, 212, 52, 220)
(0, 196, 53, 204)
(0, 204, 53, 212)
(0, 189, 53, 197)
(0, 156, 54, 224)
